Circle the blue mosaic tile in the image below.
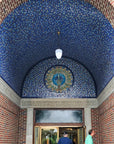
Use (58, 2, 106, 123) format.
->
(0, 0, 114, 97)
(22, 58, 96, 98)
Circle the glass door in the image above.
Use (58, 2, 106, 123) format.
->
(41, 127, 59, 144)
(77, 127, 85, 144)
(34, 126, 85, 144)
(34, 127, 59, 144)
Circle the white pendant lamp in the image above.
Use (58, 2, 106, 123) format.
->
(55, 48, 63, 59)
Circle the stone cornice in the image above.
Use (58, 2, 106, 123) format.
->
(0, 77, 20, 107)
(20, 98, 98, 108)
(97, 77, 114, 106)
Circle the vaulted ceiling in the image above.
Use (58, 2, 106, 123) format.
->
(0, 0, 114, 98)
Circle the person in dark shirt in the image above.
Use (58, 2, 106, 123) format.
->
(58, 131, 73, 144)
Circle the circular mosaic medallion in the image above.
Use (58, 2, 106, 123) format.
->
(45, 66, 73, 93)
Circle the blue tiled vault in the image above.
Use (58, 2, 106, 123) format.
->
(22, 58, 96, 98)
(0, 0, 114, 97)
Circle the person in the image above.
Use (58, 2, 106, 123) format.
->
(85, 129, 95, 144)
(58, 131, 73, 144)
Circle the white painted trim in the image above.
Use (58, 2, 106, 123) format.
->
(0, 77, 20, 107)
(97, 77, 114, 106)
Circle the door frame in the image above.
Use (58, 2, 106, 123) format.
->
(33, 108, 85, 144)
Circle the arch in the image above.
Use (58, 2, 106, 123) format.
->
(22, 58, 96, 98)
(0, 0, 113, 96)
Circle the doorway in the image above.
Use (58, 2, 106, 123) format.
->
(34, 126, 85, 144)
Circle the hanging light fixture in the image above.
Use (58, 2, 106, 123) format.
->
(55, 31, 63, 59)
(55, 48, 63, 59)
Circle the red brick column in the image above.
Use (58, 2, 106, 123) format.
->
(18, 108, 27, 144)
(91, 108, 99, 144)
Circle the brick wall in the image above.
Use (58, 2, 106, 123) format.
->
(91, 93, 114, 144)
(0, 93, 27, 144)
(0, 93, 19, 144)
(0, 0, 27, 24)
(0, 0, 114, 28)
(98, 93, 114, 144)
(88, 0, 114, 28)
